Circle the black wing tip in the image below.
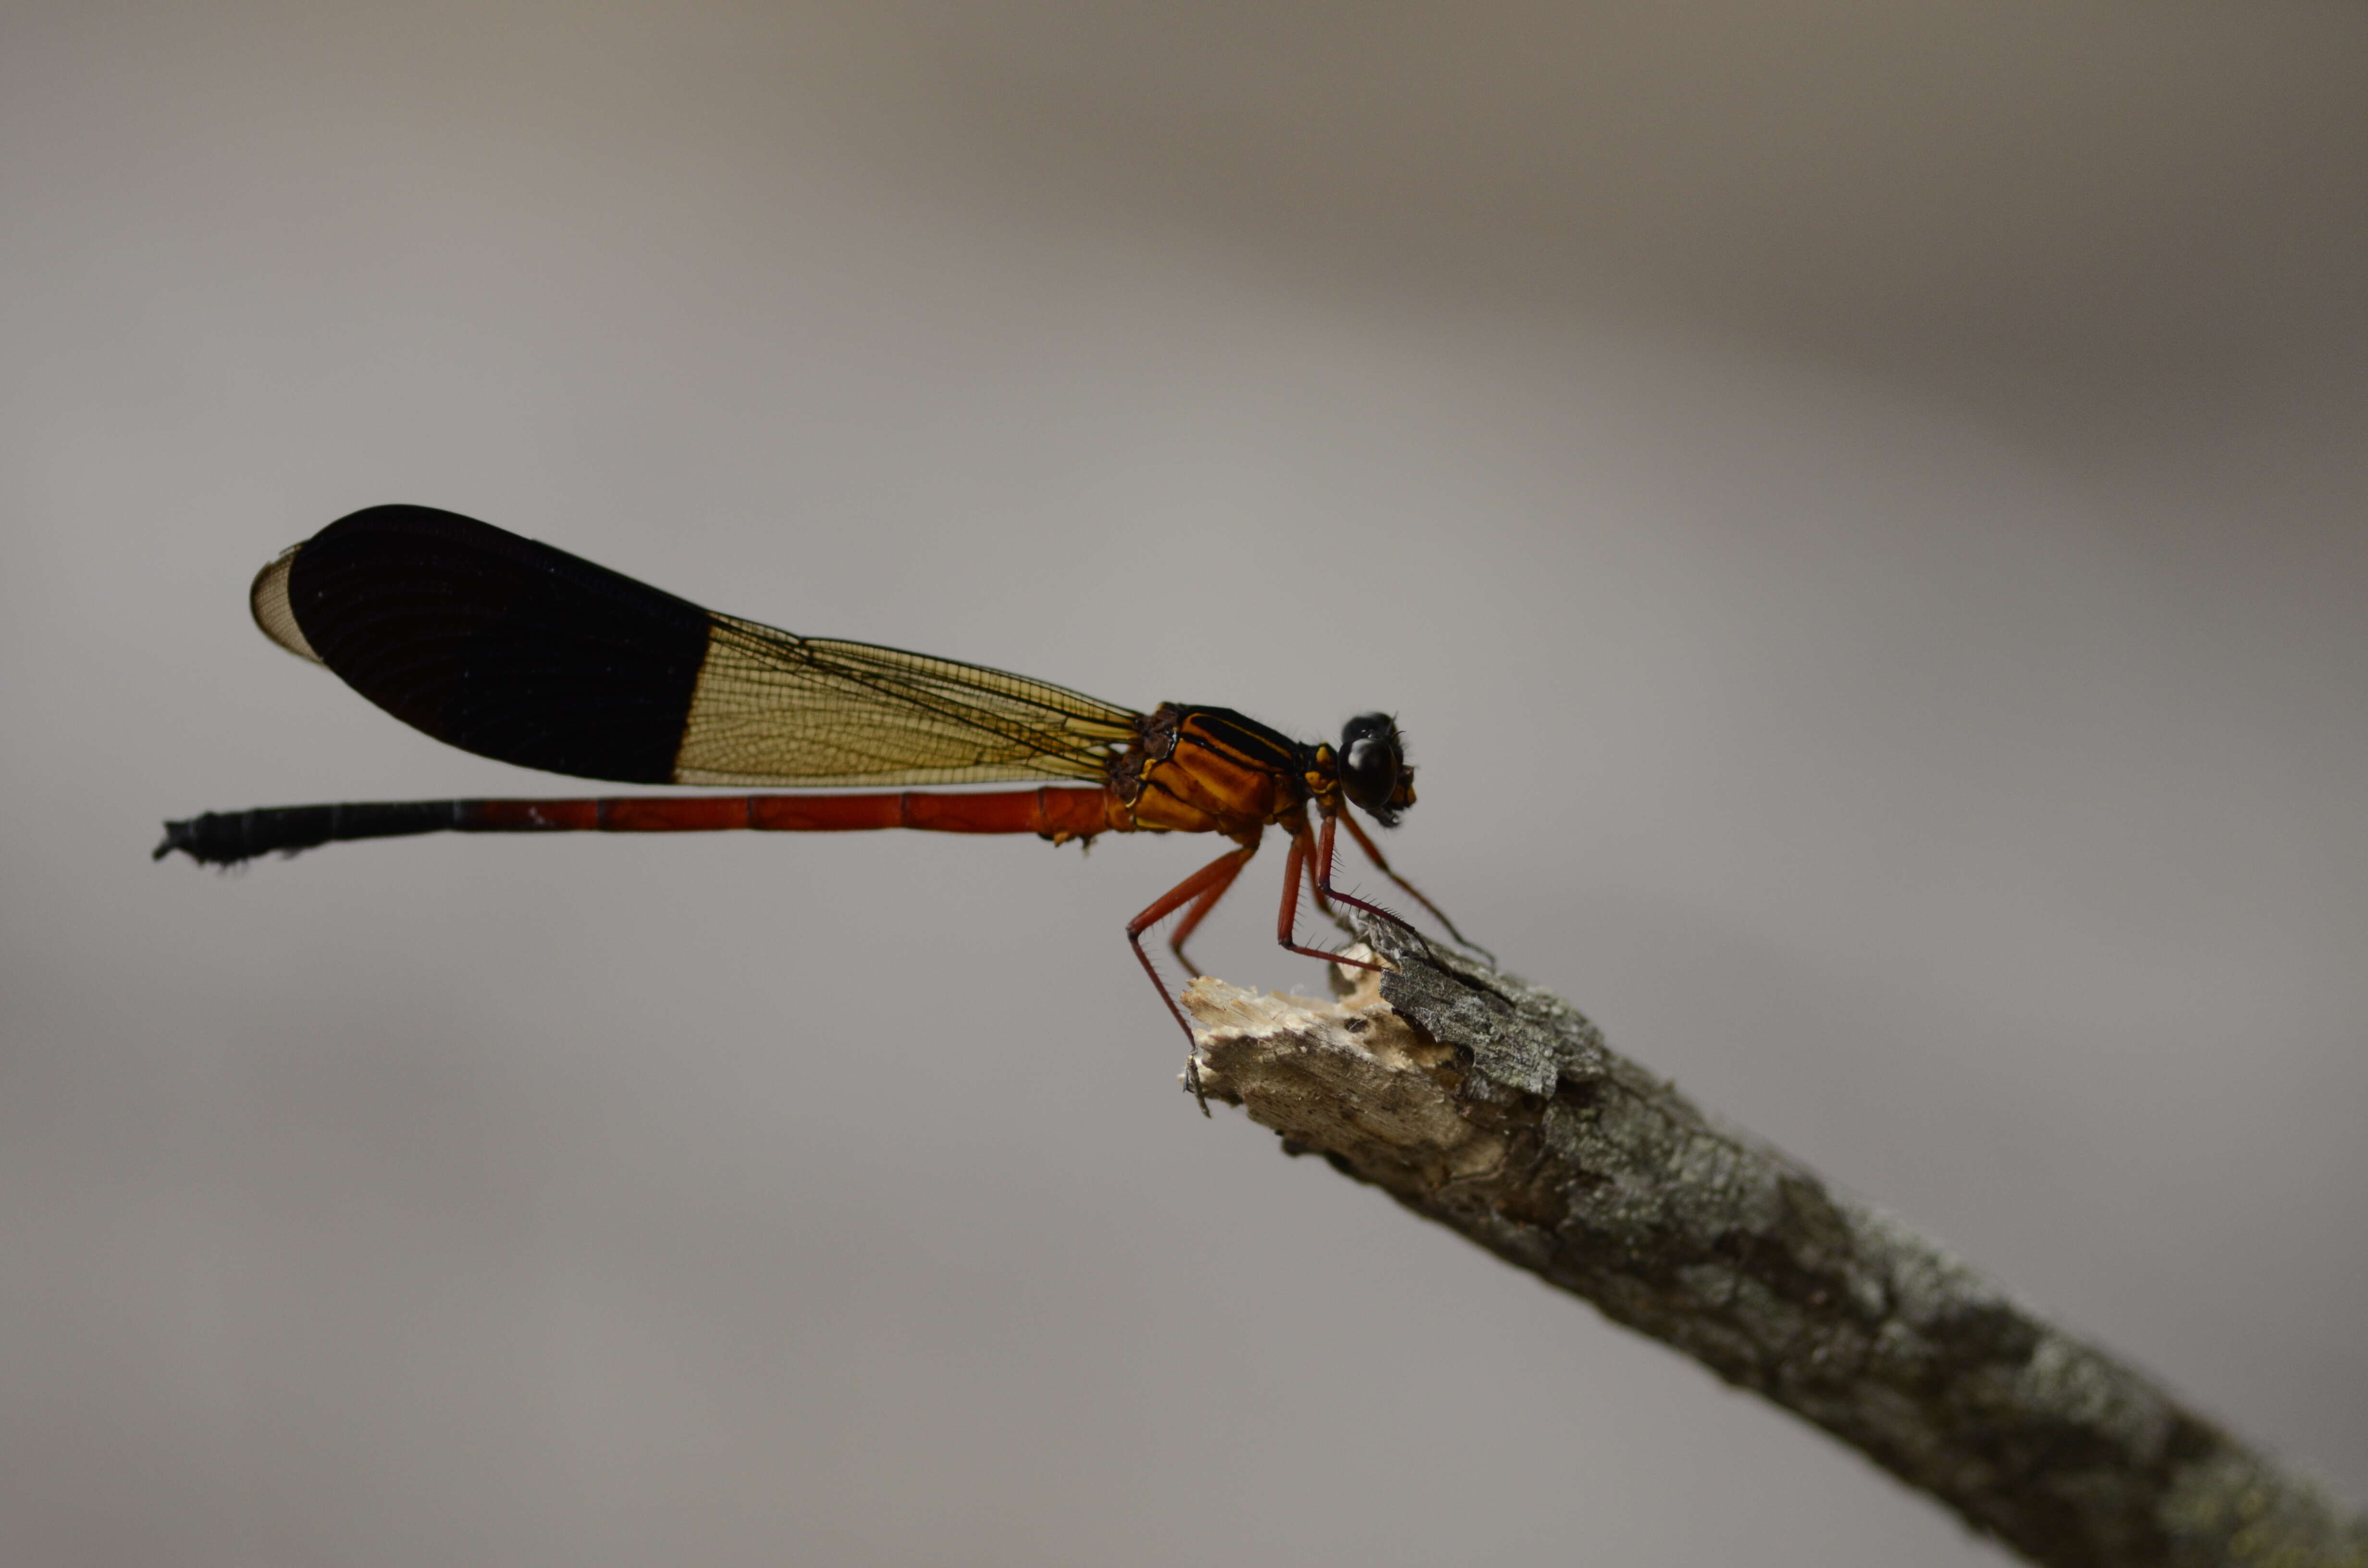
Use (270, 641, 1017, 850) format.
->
(318, 502, 492, 537)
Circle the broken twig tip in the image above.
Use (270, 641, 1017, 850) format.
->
(1175, 916, 2368, 1568)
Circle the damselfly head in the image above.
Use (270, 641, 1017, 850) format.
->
(1337, 712, 1415, 827)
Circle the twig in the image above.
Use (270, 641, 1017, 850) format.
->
(1183, 919, 2367, 1568)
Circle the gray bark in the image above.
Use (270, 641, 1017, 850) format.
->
(1183, 919, 2367, 1568)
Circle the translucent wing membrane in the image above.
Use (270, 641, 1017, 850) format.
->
(268, 505, 1140, 788)
(675, 615, 1136, 786)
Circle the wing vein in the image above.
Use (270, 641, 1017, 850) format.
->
(671, 613, 1139, 787)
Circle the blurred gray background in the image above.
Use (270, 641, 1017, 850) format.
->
(4, 3, 2364, 1564)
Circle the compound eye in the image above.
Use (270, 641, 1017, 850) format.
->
(1336, 713, 1404, 820)
(1343, 735, 1395, 795)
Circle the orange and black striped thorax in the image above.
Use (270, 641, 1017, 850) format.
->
(1116, 704, 1314, 837)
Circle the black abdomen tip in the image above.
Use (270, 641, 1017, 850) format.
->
(153, 813, 221, 863)
(154, 809, 287, 865)
(155, 802, 464, 865)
